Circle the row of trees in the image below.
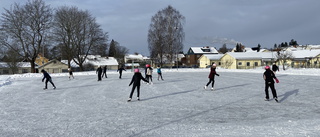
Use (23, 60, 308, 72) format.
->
(0, 0, 128, 72)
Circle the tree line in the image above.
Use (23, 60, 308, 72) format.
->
(0, 0, 128, 73)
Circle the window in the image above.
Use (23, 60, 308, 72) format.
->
(238, 62, 242, 65)
(254, 62, 258, 66)
(246, 62, 250, 66)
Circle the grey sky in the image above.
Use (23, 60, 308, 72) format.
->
(1, 0, 320, 56)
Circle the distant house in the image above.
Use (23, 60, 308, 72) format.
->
(124, 54, 150, 68)
(62, 55, 119, 70)
(38, 59, 69, 73)
(0, 62, 33, 74)
(220, 52, 276, 69)
(288, 50, 320, 68)
(198, 54, 224, 68)
(184, 46, 218, 67)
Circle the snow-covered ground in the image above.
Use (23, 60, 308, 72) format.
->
(0, 68, 320, 136)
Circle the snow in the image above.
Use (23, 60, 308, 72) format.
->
(1, 68, 320, 136)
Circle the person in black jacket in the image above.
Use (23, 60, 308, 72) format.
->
(96, 66, 102, 81)
(272, 63, 279, 73)
(41, 69, 56, 90)
(117, 66, 126, 79)
(102, 66, 108, 78)
(263, 66, 279, 102)
(127, 68, 149, 102)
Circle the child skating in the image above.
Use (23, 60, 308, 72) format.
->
(128, 68, 149, 102)
(157, 65, 164, 80)
(145, 64, 153, 84)
(263, 65, 279, 102)
(204, 64, 220, 90)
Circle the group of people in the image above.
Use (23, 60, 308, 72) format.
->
(40, 62, 280, 102)
(203, 62, 280, 102)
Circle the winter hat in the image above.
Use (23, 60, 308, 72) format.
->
(212, 64, 217, 67)
(146, 64, 150, 67)
(265, 66, 270, 69)
(134, 68, 139, 73)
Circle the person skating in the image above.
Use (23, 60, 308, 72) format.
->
(117, 66, 126, 79)
(96, 66, 102, 81)
(263, 65, 279, 102)
(127, 68, 149, 102)
(102, 65, 108, 78)
(157, 65, 164, 80)
(272, 63, 279, 73)
(68, 68, 74, 80)
(145, 64, 153, 84)
(204, 64, 220, 90)
(41, 69, 56, 90)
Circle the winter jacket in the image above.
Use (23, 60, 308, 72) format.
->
(208, 67, 219, 79)
(96, 67, 102, 74)
(157, 67, 161, 73)
(129, 72, 149, 86)
(117, 67, 126, 73)
(146, 67, 153, 75)
(263, 69, 277, 83)
(42, 71, 51, 81)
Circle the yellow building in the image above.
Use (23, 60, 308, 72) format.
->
(220, 52, 275, 69)
(38, 59, 69, 73)
(198, 54, 224, 68)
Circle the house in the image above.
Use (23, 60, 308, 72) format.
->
(0, 62, 33, 74)
(288, 50, 320, 68)
(38, 59, 69, 73)
(35, 54, 49, 66)
(198, 54, 224, 68)
(184, 46, 218, 67)
(62, 55, 119, 70)
(124, 54, 150, 68)
(220, 52, 276, 69)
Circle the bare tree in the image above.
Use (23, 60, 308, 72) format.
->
(53, 7, 108, 71)
(0, 0, 53, 73)
(148, 5, 185, 67)
(72, 11, 108, 71)
(276, 50, 294, 70)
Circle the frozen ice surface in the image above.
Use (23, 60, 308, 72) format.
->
(0, 68, 319, 136)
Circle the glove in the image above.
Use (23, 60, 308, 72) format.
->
(216, 74, 220, 76)
(275, 78, 279, 83)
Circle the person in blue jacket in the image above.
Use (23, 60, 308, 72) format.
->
(127, 68, 149, 102)
(157, 65, 164, 80)
(41, 69, 56, 90)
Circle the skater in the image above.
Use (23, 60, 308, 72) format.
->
(102, 65, 108, 78)
(68, 68, 74, 80)
(272, 63, 279, 73)
(145, 64, 153, 84)
(157, 65, 164, 80)
(128, 68, 149, 102)
(117, 66, 126, 79)
(263, 65, 279, 102)
(41, 69, 56, 90)
(204, 64, 220, 90)
(96, 66, 102, 81)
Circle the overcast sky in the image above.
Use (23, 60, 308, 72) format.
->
(1, 0, 320, 56)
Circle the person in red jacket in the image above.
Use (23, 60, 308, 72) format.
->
(127, 68, 149, 102)
(263, 65, 279, 102)
(204, 64, 220, 90)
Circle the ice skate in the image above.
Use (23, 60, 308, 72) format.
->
(264, 98, 269, 101)
(127, 98, 132, 102)
(204, 86, 207, 89)
(53, 87, 56, 90)
(274, 97, 278, 102)
(137, 97, 140, 101)
(211, 88, 214, 91)
(43, 88, 47, 90)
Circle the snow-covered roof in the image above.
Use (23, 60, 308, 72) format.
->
(203, 54, 224, 60)
(291, 50, 320, 59)
(189, 47, 218, 54)
(62, 56, 119, 67)
(226, 52, 276, 60)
